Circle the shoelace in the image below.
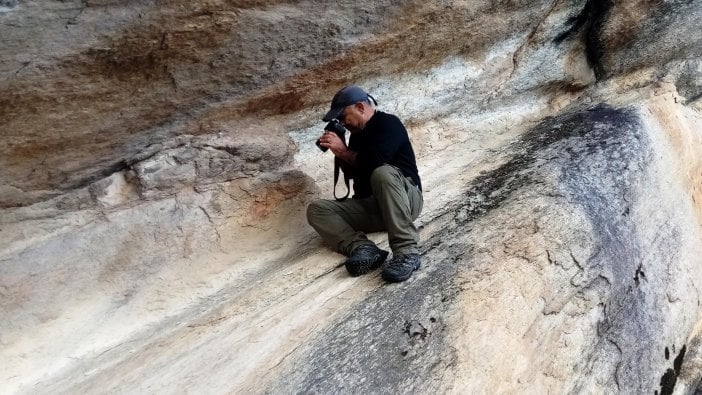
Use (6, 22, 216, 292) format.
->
(391, 255, 415, 266)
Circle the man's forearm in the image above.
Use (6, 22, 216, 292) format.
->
(336, 148, 358, 167)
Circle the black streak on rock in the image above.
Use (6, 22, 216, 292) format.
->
(660, 369, 676, 395)
(659, 344, 686, 395)
(68, 159, 130, 192)
(674, 344, 686, 375)
(0, 0, 18, 9)
(634, 263, 646, 287)
(688, 91, 702, 103)
(554, 0, 613, 80)
(429, 104, 644, 234)
(268, 104, 652, 393)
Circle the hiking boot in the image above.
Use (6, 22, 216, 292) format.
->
(345, 244, 389, 277)
(381, 253, 421, 282)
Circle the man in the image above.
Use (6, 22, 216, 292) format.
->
(307, 86, 423, 282)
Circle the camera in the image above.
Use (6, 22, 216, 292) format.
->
(316, 120, 347, 152)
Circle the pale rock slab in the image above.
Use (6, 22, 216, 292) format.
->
(1, 1, 702, 394)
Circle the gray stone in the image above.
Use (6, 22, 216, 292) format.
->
(0, 0, 18, 9)
(1, 1, 702, 393)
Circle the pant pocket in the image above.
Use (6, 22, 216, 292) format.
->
(406, 177, 423, 220)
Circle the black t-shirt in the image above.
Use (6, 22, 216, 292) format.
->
(347, 111, 421, 198)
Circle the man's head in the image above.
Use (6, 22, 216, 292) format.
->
(323, 86, 376, 132)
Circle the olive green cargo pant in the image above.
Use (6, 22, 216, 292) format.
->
(306, 164, 423, 256)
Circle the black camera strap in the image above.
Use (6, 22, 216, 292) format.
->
(333, 156, 350, 201)
(320, 118, 352, 201)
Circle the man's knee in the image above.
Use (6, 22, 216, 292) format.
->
(306, 199, 337, 227)
(370, 165, 399, 189)
(306, 199, 325, 225)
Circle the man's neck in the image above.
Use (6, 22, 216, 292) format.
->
(361, 109, 377, 128)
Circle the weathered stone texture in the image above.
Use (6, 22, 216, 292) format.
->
(1, 0, 702, 393)
(264, 104, 701, 393)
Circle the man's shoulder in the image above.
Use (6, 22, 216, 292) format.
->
(375, 111, 400, 121)
(371, 111, 405, 128)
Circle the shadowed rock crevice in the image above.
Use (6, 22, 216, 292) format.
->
(554, 0, 613, 80)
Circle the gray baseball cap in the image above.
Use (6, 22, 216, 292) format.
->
(322, 86, 371, 122)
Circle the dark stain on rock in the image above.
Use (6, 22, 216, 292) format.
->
(674, 345, 686, 374)
(660, 368, 677, 393)
(263, 254, 461, 393)
(236, 2, 560, 118)
(659, 344, 686, 395)
(267, 104, 657, 392)
(87, 46, 165, 82)
(404, 320, 429, 341)
(243, 89, 307, 115)
(597, 0, 699, 82)
(0, 0, 18, 9)
(554, 0, 613, 79)
(634, 263, 646, 287)
(426, 104, 645, 232)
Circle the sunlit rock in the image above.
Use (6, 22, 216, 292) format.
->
(1, 1, 701, 393)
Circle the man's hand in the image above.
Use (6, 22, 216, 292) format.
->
(318, 131, 357, 165)
(318, 131, 345, 154)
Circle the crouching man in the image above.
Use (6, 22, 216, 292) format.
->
(307, 86, 423, 282)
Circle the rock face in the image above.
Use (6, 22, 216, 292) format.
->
(1, 1, 701, 394)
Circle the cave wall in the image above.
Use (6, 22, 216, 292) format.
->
(1, 0, 702, 393)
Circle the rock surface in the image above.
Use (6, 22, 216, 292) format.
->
(1, 1, 702, 394)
